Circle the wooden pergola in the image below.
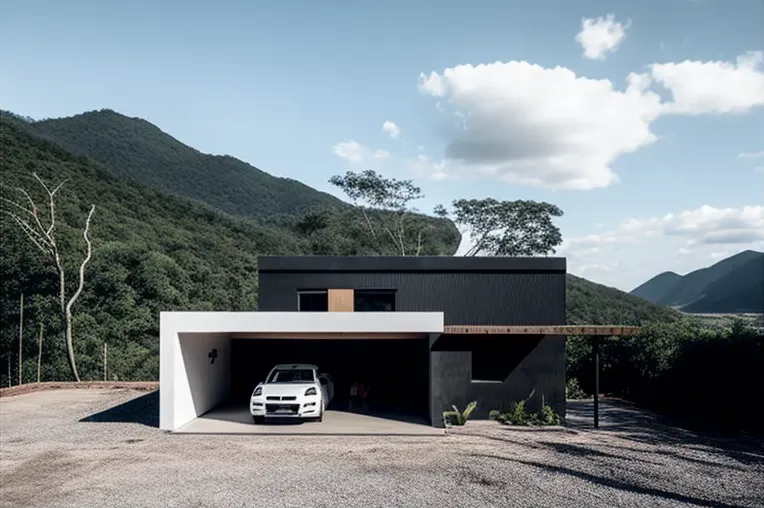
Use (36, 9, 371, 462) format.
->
(444, 325, 641, 429)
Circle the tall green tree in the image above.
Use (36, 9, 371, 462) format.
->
(329, 170, 432, 255)
(436, 198, 564, 256)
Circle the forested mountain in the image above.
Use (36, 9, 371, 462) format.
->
(630, 250, 764, 313)
(682, 255, 763, 313)
(0, 114, 459, 383)
(21, 109, 342, 221)
(0, 117, 307, 382)
(630, 271, 682, 303)
(566, 274, 683, 325)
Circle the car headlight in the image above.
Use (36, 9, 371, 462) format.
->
(253, 386, 262, 397)
(305, 387, 317, 396)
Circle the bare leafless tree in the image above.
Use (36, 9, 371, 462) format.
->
(1, 173, 95, 382)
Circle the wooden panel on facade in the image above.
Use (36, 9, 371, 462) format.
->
(444, 325, 640, 336)
(328, 289, 354, 312)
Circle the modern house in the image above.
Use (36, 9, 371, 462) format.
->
(159, 256, 567, 431)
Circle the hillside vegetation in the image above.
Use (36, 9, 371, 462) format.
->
(7, 109, 461, 256)
(25, 109, 342, 221)
(566, 274, 683, 325)
(631, 250, 764, 313)
(0, 114, 456, 384)
(629, 271, 682, 303)
(1, 119, 314, 381)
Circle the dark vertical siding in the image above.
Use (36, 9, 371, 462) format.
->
(259, 272, 565, 326)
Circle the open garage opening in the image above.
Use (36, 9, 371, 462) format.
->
(230, 337, 430, 422)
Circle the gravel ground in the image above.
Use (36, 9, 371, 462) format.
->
(1, 389, 762, 508)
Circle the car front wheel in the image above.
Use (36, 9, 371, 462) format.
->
(253, 416, 264, 425)
(318, 402, 324, 423)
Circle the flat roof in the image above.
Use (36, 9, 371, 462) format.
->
(258, 256, 566, 273)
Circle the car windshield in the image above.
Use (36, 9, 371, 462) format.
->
(267, 369, 314, 384)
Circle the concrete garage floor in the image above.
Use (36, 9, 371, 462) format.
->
(175, 404, 444, 435)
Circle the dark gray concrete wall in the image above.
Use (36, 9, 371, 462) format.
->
(428, 334, 566, 426)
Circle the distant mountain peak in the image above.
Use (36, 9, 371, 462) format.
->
(630, 250, 764, 314)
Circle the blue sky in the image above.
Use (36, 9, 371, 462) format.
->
(2, 0, 763, 290)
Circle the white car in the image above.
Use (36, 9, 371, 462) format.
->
(250, 364, 333, 423)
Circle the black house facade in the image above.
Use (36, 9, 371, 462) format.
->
(256, 256, 567, 426)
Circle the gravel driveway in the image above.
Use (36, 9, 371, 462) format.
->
(1, 389, 762, 508)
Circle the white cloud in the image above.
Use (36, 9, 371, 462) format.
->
(755, 166, 764, 172)
(660, 205, 764, 244)
(408, 154, 452, 180)
(418, 61, 663, 190)
(575, 14, 630, 61)
(373, 149, 391, 160)
(563, 205, 764, 251)
(332, 140, 365, 163)
(560, 204, 764, 289)
(416, 52, 764, 189)
(738, 150, 764, 158)
(652, 51, 764, 114)
(578, 262, 620, 274)
(382, 120, 401, 139)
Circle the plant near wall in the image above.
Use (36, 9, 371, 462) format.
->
(539, 395, 562, 425)
(565, 377, 587, 400)
(498, 399, 529, 425)
(492, 389, 563, 426)
(442, 401, 477, 427)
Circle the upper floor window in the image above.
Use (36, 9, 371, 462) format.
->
(297, 290, 328, 311)
(354, 290, 396, 312)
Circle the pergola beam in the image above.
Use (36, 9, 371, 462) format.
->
(444, 325, 640, 336)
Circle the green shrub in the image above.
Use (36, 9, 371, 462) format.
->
(566, 377, 587, 400)
(500, 399, 528, 425)
(442, 401, 477, 426)
(539, 395, 562, 425)
(496, 392, 562, 426)
(488, 409, 501, 421)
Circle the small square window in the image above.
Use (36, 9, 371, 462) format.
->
(298, 290, 328, 311)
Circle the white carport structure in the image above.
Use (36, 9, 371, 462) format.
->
(159, 311, 444, 431)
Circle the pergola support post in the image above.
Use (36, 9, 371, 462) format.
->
(593, 336, 600, 429)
